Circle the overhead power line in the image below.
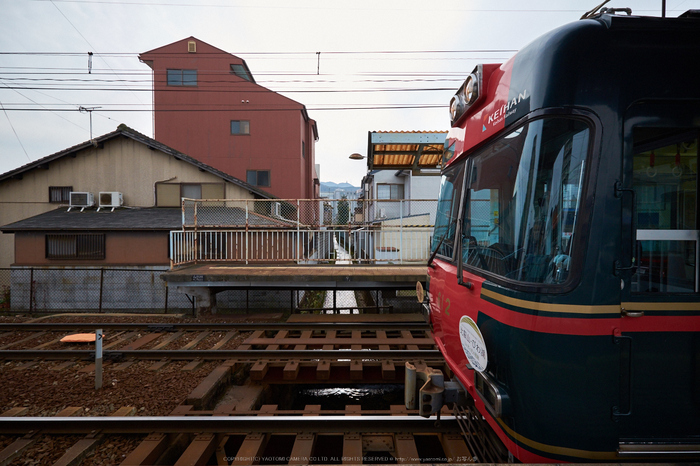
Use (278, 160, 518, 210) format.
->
(48, 0, 146, 106)
(0, 49, 518, 56)
(0, 101, 32, 162)
(1, 104, 447, 112)
(0, 85, 458, 93)
(28, 1, 678, 15)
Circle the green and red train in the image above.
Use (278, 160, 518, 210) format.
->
(423, 8, 700, 462)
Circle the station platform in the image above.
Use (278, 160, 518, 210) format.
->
(161, 263, 427, 315)
(162, 263, 425, 288)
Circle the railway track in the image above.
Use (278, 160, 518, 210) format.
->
(0, 322, 442, 383)
(0, 413, 474, 465)
(0, 317, 484, 464)
(0, 322, 435, 355)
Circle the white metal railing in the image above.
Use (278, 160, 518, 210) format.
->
(170, 198, 437, 267)
(169, 227, 434, 267)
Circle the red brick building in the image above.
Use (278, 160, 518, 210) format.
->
(139, 37, 320, 200)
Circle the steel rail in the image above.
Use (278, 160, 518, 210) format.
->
(0, 349, 442, 361)
(0, 415, 456, 434)
(0, 322, 429, 331)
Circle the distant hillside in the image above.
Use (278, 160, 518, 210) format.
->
(320, 181, 359, 193)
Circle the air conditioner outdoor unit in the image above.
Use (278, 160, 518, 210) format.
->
(99, 192, 123, 207)
(68, 192, 94, 212)
(378, 208, 386, 218)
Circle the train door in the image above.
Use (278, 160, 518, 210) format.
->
(618, 105, 700, 451)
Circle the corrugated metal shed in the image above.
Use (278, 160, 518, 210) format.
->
(367, 131, 447, 171)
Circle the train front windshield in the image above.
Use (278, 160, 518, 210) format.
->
(437, 117, 591, 285)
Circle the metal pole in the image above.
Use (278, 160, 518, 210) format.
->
(400, 200, 404, 265)
(98, 268, 104, 313)
(169, 231, 174, 269)
(297, 200, 300, 264)
(95, 329, 103, 389)
(194, 201, 199, 264)
(29, 268, 34, 315)
(245, 201, 249, 265)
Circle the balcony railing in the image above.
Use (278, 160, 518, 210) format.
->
(171, 198, 437, 267)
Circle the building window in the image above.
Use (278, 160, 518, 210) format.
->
(181, 184, 202, 199)
(230, 64, 253, 82)
(155, 182, 225, 207)
(231, 120, 250, 135)
(49, 186, 72, 203)
(46, 234, 105, 260)
(377, 184, 404, 200)
(247, 170, 270, 187)
(167, 69, 197, 86)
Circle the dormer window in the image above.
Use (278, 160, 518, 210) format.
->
(230, 64, 253, 82)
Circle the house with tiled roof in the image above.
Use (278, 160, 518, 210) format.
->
(0, 124, 277, 268)
(0, 125, 285, 310)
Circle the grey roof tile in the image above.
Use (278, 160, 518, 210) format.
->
(1, 207, 182, 232)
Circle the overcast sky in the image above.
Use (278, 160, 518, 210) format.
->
(0, 0, 694, 186)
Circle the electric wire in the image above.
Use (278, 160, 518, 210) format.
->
(2, 104, 447, 112)
(26, 0, 679, 14)
(48, 0, 147, 106)
(0, 100, 31, 162)
(2, 83, 91, 132)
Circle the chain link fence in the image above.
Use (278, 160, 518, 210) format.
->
(0, 267, 192, 314)
(182, 198, 437, 229)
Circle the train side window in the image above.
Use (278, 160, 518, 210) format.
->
(631, 128, 699, 293)
(460, 117, 590, 285)
(432, 159, 465, 260)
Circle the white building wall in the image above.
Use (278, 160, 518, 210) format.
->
(409, 173, 441, 200)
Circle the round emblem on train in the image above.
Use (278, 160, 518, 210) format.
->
(458, 316, 488, 372)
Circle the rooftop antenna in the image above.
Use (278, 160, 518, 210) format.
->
(78, 106, 101, 143)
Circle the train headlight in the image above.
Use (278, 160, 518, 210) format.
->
(450, 64, 484, 126)
(462, 74, 478, 105)
(449, 95, 463, 122)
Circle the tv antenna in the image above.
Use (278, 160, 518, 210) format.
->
(78, 106, 101, 142)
